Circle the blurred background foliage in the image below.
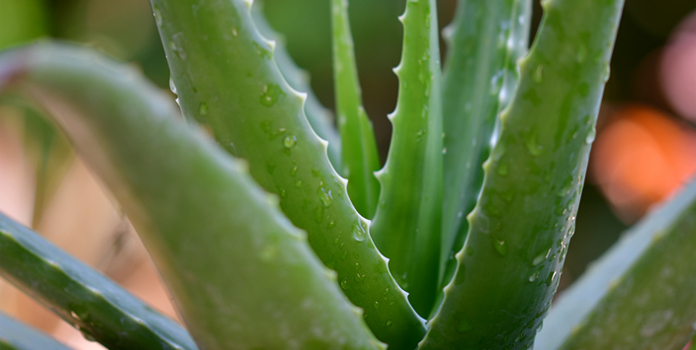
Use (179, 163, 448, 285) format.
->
(0, 0, 695, 348)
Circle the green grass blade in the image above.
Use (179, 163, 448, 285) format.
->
(251, 5, 343, 169)
(331, 0, 381, 219)
(439, 0, 531, 293)
(0, 212, 197, 350)
(0, 42, 383, 350)
(370, 0, 443, 317)
(420, 0, 624, 348)
(151, 0, 426, 347)
(0, 311, 72, 350)
(535, 179, 696, 350)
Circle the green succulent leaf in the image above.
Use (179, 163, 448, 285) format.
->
(536, 179, 696, 350)
(0, 211, 196, 350)
(0, 42, 383, 350)
(0, 311, 72, 350)
(421, 0, 624, 348)
(439, 0, 532, 293)
(370, 0, 443, 318)
(251, 5, 343, 169)
(331, 0, 381, 219)
(151, 0, 425, 347)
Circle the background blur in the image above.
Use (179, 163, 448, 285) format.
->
(0, 0, 695, 348)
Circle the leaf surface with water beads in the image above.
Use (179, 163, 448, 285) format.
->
(331, 0, 381, 219)
(420, 0, 624, 348)
(536, 178, 696, 350)
(370, 0, 443, 318)
(150, 0, 425, 347)
(439, 0, 532, 295)
(0, 43, 383, 350)
(251, 5, 343, 170)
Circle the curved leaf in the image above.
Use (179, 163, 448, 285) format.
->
(370, 0, 443, 318)
(536, 179, 696, 350)
(0, 42, 383, 350)
(421, 0, 624, 348)
(0, 211, 196, 350)
(0, 311, 72, 350)
(151, 0, 426, 347)
(439, 0, 532, 294)
(331, 0, 381, 219)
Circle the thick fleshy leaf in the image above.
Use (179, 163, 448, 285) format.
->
(0, 311, 72, 350)
(0, 42, 383, 350)
(370, 0, 443, 317)
(439, 0, 531, 293)
(536, 179, 696, 350)
(0, 212, 196, 350)
(331, 0, 381, 219)
(251, 5, 342, 169)
(151, 0, 425, 347)
(421, 0, 624, 348)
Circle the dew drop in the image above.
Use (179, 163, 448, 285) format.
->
(585, 127, 596, 144)
(199, 102, 208, 116)
(260, 84, 284, 107)
(532, 254, 545, 266)
(602, 63, 611, 83)
(493, 239, 507, 256)
(442, 147, 447, 155)
(168, 77, 177, 95)
(534, 65, 544, 83)
(373, 301, 380, 310)
(283, 134, 297, 149)
(416, 129, 426, 142)
(340, 278, 349, 290)
(231, 27, 238, 37)
(386, 320, 393, 327)
(545, 270, 558, 286)
(528, 271, 540, 282)
(318, 187, 333, 208)
(276, 186, 286, 198)
(295, 180, 303, 188)
(353, 220, 367, 242)
(153, 6, 163, 26)
(290, 163, 299, 177)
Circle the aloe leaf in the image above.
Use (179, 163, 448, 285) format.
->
(439, 0, 531, 293)
(331, 0, 381, 219)
(0, 211, 196, 350)
(535, 179, 696, 350)
(0, 311, 72, 350)
(420, 0, 624, 348)
(251, 5, 343, 169)
(370, 0, 443, 317)
(0, 42, 383, 349)
(151, 0, 426, 347)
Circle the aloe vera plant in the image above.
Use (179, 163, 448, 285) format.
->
(1, 0, 695, 349)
